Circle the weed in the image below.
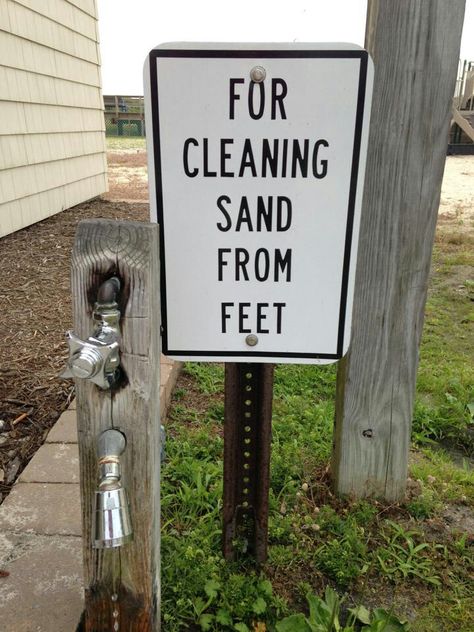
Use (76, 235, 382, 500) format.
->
(207, 400, 225, 421)
(453, 533, 469, 556)
(311, 507, 371, 588)
(376, 521, 441, 586)
(276, 587, 409, 631)
(184, 362, 224, 394)
(405, 488, 439, 520)
(315, 536, 368, 588)
(173, 387, 187, 400)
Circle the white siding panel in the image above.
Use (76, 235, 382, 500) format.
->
(0, 102, 104, 135)
(14, 0, 97, 40)
(0, 153, 106, 204)
(66, 0, 97, 19)
(0, 101, 28, 134)
(51, 45, 101, 86)
(0, 66, 102, 109)
(0, 31, 101, 87)
(0, 131, 106, 170)
(1, 0, 107, 236)
(5, 1, 98, 63)
(0, 136, 28, 169)
(0, 2, 12, 31)
(0, 172, 108, 237)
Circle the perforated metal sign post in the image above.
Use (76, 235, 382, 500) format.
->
(223, 364, 273, 562)
(144, 43, 373, 561)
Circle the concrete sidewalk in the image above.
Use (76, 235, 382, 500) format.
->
(0, 357, 180, 632)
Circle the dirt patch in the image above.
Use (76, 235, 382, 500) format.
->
(0, 199, 149, 503)
(438, 155, 474, 236)
(170, 371, 223, 416)
(441, 504, 474, 536)
(430, 263, 473, 298)
(353, 580, 433, 624)
(107, 151, 147, 167)
(103, 149, 149, 201)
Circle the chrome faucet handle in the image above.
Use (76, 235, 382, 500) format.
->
(61, 277, 122, 390)
(61, 331, 120, 389)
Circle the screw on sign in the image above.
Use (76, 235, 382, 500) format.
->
(145, 43, 373, 560)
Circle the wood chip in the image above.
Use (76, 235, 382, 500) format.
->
(3, 399, 30, 407)
(12, 412, 28, 426)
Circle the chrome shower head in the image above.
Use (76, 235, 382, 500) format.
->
(92, 429, 132, 549)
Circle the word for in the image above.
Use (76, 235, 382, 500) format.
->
(229, 78, 288, 120)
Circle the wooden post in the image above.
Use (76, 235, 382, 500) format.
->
(332, 0, 465, 500)
(72, 220, 161, 630)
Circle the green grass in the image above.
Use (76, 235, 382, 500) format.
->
(162, 358, 473, 630)
(413, 240, 474, 452)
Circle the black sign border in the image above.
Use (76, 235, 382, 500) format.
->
(148, 48, 369, 360)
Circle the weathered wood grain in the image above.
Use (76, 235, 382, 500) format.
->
(333, 0, 465, 501)
(72, 219, 161, 631)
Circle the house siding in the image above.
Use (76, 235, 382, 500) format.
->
(0, 0, 107, 237)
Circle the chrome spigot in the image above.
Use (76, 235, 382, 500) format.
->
(93, 429, 133, 549)
(61, 277, 122, 389)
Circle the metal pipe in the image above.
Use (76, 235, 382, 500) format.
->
(96, 277, 121, 307)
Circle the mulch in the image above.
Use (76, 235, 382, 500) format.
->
(0, 198, 149, 503)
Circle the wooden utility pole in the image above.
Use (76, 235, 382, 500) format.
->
(333, 0, 466, 500)
(72, 220, 161, 630)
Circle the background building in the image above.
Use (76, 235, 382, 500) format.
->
(0, 0, 107, 238)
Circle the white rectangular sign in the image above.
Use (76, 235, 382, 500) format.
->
(144, 43, 373, 363)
